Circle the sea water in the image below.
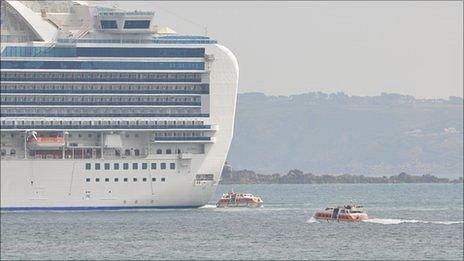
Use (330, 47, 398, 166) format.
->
(1, 184, 463, 260)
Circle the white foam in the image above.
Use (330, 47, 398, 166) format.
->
(364, 218, 464, 225)
(199, 204, 217, 209)
(306, 216, 318, 223)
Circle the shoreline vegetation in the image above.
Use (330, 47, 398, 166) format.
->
(220, 165, 463, 184)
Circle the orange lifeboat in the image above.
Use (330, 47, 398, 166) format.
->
(216, 192, 263, 208)
(314, 204, 368, 222)
(27, 132, 65, 150)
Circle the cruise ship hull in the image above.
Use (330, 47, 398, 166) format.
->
(0, 1, 239, 210)
(1, 158, 217, 210)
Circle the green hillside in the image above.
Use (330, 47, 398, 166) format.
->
(227, 92, 463, 177)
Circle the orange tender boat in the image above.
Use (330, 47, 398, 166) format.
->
(27, 132, 65, 150)
(216, 192, 263, 208)
(314, 204, 368, 222)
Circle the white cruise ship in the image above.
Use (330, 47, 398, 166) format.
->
(0, 1, 239, 210)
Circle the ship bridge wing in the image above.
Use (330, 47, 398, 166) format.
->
(4, 0, 58, 42)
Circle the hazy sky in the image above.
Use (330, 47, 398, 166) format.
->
(114, 1, 463, 99)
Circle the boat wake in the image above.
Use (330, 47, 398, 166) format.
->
(306, 217, 318, 223)
(304, 217, 463, 225)
(363, 218, 464, 225)
(199, 204, 217, 209)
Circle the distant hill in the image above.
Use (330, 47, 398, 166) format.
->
(227, 92, 463, 178)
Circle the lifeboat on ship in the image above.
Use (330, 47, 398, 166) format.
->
(314, 204, 368, 222)
(216, 192, 263, 208)
(27, 132, 65, 150)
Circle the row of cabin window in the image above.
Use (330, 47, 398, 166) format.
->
(68, 133, 141, 138)
(3, 121, 204, 127)
(85, 162, 175, 171)
(2, 83, 208, 91)
(1, 149, 16, 156)
(70, 133, 202, 139)
(154, 132, 204, 136)
(69, 133, 194, 140)
(85, 177, 165, 183)
(1, 108, 200, 114)
(69, 133, 101, 138)
(1, 72, 202, 80)
(2, 96, 200, 102)
(1, 60, 205, 71)
(113, 149, 182, 157)
(2, 46, 205, 58)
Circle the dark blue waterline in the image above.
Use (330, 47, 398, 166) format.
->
(1, 205, 204, 212)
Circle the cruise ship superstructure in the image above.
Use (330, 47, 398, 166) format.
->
(0, 1, 239, 210)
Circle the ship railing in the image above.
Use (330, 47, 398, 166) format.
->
(0, 77, 203, 83)
(1, 124, 212, 130)
(0, 90, 210, 95)
(110, 155, 149, 159)
(57, 38, 217, 44)
(0, 101, 202, 106)
(28, 137, 64, 143)
(0, 113, 210, 118)
(97, 10, 154, 16)
(0, 155, 19, 160)
(154, 136, 211, 141)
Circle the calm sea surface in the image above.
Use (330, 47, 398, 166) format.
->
(1, 184, 463, 260)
